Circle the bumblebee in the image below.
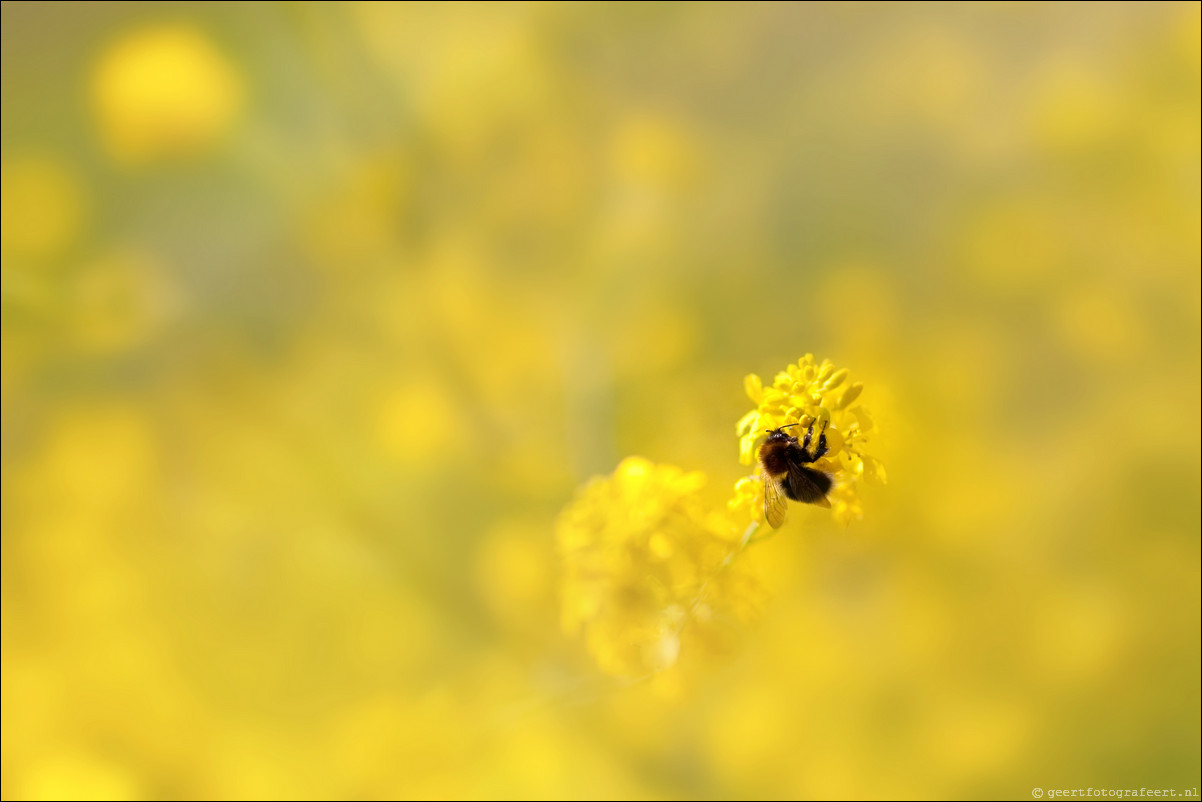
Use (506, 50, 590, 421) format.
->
(758, 422, 833, 528)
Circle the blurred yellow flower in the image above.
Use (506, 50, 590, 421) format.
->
(734, 355, 884, 525)
(376, 376, 465, 465)
(0, 157, 85, 259)
(557, 457, 761, 678)
(475, 519, 554, 631)
(726, 474, 764, 526)
(90, 25, 242, 163)
(18, 752, 140, 802)
(610, 115, 701, 193)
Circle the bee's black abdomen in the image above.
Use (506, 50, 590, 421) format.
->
(783, 465, 833, 503)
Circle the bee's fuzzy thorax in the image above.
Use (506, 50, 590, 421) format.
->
(757, 437, 794, 477)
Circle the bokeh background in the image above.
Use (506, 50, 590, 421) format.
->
(2, 2, 1199, 799)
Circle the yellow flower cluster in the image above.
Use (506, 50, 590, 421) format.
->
(556, 458, 761, 678)
(559, 356, 880, 677)
(731, 355, 885, 526)
(90, 26, 242, 163)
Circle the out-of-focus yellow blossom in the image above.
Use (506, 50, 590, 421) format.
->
(557, 457, 762, 678)
(376, 375, 466, 465)
(0, 157, 86, 259)
(727, 474, 764, 526)
(734, 355, 885, 525)
(90, 26, 242, 163)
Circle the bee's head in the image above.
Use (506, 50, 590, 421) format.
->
(764, 423, 800, 441)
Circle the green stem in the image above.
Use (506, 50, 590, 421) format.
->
(683, 519, 761, 628)
(727, 520, 760, 566)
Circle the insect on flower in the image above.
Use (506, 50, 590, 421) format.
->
(758, 421, 833, 528)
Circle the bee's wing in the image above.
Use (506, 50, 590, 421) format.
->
(786, 464, 833, 508)
(763, 472, 789, 528)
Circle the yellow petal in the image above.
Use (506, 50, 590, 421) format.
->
(835, 382, 863, 409)
(863, 455, 887, 484)
(852, 406, 876, 432)
(822, 368, 850, 391)
(823, 427, 845, 456)
(743, 373, 763, 402)
(739, 434, 756, 465)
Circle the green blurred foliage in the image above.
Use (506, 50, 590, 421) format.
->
(2, 2, 1198, 798)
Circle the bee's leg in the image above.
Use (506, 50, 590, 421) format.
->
(812, 420, 829, 460)
(801, 422, 814, 453)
